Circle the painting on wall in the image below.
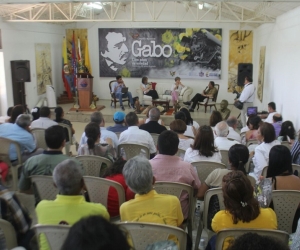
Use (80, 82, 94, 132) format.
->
(35, 43, 52, 95)
(257, 46, 266, 102)
(98, 28, 222, 79)
(228, 30, 253, 93)
(0, 29, 2, 49)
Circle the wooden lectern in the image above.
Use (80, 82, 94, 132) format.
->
(77, 73, 93, 110)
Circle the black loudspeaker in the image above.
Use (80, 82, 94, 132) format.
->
(11, 60, 31, 82)
(237, 63, 253, 86)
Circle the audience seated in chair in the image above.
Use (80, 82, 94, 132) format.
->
(106, 111, 128, 133)
(150, 130, 201, 219)
(19, 125, 80, 194)
(78, 122, 115, 162)
(272, 113, 283, 138)
(102, 157, 135, 217)
(36, 159, 109, 250)
(174, 111, 196, 138)
(227, 116, 241, 142)
(61, 215, 130, 250)
(31, 107, 57, 129)
(207, 171, 277, 250)
(0, 114, 43, 162)
(139, 107, 167, 134)
(264, 102, 277, 124)
(179, 107, 200, 132)
(218, 100, 231, 120)
(209, 110, 223, 137)
(184, 125, 222, 163)
(245, 115, 261, 142)
(120, 156, 184, 238)
(143, 105, 164, 125)
(8, 105, 25, 124)
(54, 106, 75, 142)
(119, 112, 156, 158)
(0, 185, 34, 249)
(227, 232, 289, 250)
(78, 111, 119, 150)
(249, 122, 280, 180)
(169, 120, 194, 151)
(266, 145, 300, 232)
(111, 75, 134, 111)
(278, 120, 296, 145)
(214, 121, 240, 150)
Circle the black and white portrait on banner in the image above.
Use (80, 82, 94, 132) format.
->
(98, 28, 222, 79)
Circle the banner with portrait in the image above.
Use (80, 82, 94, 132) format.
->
(98, 28, 222, 79)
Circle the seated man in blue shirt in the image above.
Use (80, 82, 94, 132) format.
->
(107, 111, 128, 133)
(111, 75, 134, 111)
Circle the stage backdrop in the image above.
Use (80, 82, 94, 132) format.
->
(98, 28, 222, 79)
(228, 30, 253, 93)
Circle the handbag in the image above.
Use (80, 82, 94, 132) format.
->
(234, 100, 243, 110)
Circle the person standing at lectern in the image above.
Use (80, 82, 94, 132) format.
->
(235, 76, 255, 127)
(111, 75, 134, 111)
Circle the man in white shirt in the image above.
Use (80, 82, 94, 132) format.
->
(235, 76, 255, 127)
(30, 107, 57, 129)
(78, 111, 119, 151)
(214, 121, 240, 150)
(226, 116, 241, 142)
(119, 112, 156, 158)
(264, 102, 277, 123)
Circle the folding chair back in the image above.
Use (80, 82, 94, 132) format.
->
(118, 222, 187, 250)
(216, 228, 289, 250)
(192, 161, 226, 184)
(150, 133, 159, 146)
(117, 143, 150, 160)
(76, 155, 112, 177)
(31, 175, 57, 201)
(219, 150, 229, 167)
(34, 224, 70, 250)
(57, 123, 72, 155)
(272, 190, 300, 233)
(0, 219, 18, 249)
(31, 128, 47, 149)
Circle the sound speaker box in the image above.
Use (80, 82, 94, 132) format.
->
(237, 63, 253, 86)
(11, 60, 31, 82)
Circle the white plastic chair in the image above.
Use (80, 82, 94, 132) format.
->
(58, 123, 72, 155)
(150, 133, 160, 146)
(76, 155, 113, 177)
(219, 150, 229, 168)
(31, 128, 47, 150)
(31, 175, 57, 201)
(191, 161, 226, 184)
(117, 143, 150, 160)
(0, 219, 18, 249)
(118, 222, 187, 250)
(34, 224, 70, 250)
(154, 181, 194, 239)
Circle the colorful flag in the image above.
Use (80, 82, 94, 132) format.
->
(84, 37, 92, 74)
(62, 37, 72, 99)
(71, 31, 77, 90)
(77, 37, 81, 61)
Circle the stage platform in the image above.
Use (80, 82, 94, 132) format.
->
(60, 99, 240, 126)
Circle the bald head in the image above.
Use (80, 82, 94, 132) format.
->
(273, 113, 282, 123)
(149, 107, 160, 122)
(215, 121, 229, 137)
(227, 116, 238, 129)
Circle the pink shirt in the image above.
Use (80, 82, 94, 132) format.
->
(150, 154, 201, 219)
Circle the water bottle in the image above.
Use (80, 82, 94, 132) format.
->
(194, 205, 200, 229)
(199, 238, 206, 250)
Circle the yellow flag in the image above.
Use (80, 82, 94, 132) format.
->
(63, 36, 67, 64)
(84, 38, 92, 74)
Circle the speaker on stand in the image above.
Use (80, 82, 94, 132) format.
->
(10, 60, 31, 107)
(237, 63, 253, 86)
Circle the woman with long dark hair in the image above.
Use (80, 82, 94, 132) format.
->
(184, 125, 221, 163)
(54, 106, 75, 142)
(278, 120, 296, 144)
(8, 105, 25, 123)
(78, 122, 115, 163)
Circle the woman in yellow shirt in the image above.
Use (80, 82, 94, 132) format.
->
(209, 171, 277, 249)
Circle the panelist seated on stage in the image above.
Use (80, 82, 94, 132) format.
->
(140, 76, 159, 100)
(111, 75, 134, 111)
(183, 81, 218, 112)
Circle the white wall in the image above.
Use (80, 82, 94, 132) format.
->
(253, 6, 300, 130)
(66, 21, 253, 105)
(0, 19, 64, 115)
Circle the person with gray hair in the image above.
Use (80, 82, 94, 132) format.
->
(78, 111, 119, 151)
(139, 107, 167, 134)
(0, 114, 43, 162)
(36, 159, 109, 250)
(215, 121, 240, 150)
(227, 116, 241, 142)
(120, 155, 184, 229)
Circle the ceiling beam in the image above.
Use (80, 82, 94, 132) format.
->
(1, 0, 300, 3)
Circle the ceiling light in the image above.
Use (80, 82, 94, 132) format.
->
(84, 2, 103, 10)
(198, 3, 204, 10)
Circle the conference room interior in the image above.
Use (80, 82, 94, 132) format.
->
(1, 1, 300, 250)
